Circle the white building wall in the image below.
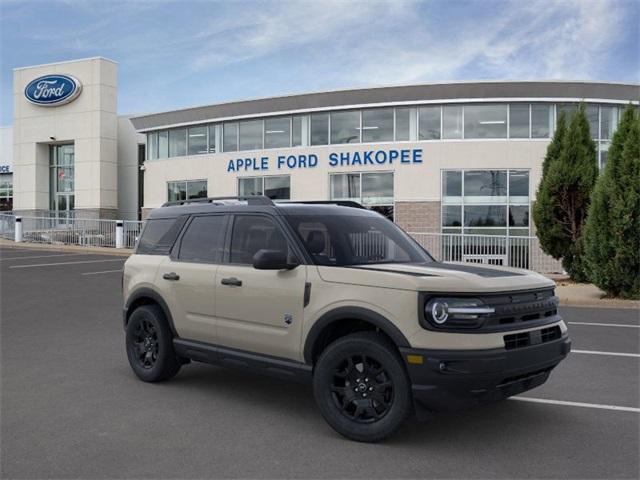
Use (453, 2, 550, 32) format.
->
(117, 116, 144, 220)
(142, 140, 550, 209)
(12, 57, 118, 217)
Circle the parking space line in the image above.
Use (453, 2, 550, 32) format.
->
(568, 321, 640, 328)
(572, 349, 640, 358)
(512, 397, 640, 413)
(1, 253, 88, 261)
(82, 269, 123, 276)
(10, 259, 125, 269)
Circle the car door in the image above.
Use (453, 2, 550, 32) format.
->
(158, 214, 228, 345)
(214, 213, 307, 361)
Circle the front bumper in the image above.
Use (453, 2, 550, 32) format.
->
(399, 335, 571, 415)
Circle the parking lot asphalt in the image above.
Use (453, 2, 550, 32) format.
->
(1, 245, 638, 479)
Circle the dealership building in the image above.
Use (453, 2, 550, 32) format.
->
(6, 57, 638, 241)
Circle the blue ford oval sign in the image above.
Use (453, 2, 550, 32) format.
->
(24, 74, 82, 106)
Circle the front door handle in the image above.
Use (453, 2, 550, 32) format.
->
(221, 277, 242, 287)
(163, 272, 180, 281)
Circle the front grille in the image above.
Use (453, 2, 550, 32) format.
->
(504, 325, 562, 350)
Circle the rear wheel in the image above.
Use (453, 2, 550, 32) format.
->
(126, 305, 181, 382)
(313, 332, 412, 442)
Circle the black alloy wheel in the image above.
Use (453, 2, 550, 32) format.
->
(125, 305, 181, 382)
(132, 319, 159, 369)
(313, 331, 412, 442)
(330, 354, 394, 423)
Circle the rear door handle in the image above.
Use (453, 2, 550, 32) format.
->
(221, 277, 242, 287)
(163, 272, 180, 281)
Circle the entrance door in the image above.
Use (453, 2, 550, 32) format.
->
(215, 214, 307, 361)
(50, 144, 75, 222)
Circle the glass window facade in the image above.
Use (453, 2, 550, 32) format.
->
(330, 172, 394, 220)
(238, 176, 290, 200)
(158, 131, 168, 159)
(292, 116, 303, 147)
(310, 113, 329, 145)
(187, 126, 208, 156)
(147, 132, 158, 160)
(330, 110, 360, 144)
(142, 102, 624, 162)
(395, 107, 411, 141)
(223, 122, 238, 152)
(464, 104, 507, 139)
(0, 173, 13, 211)
(419, 106, 441, 140)
(442, 169, 529, 236)
(239, 120, 263, 151)
(531, 104, 552, 138)
(265, 117, 291, 149)
(362, 108, 394, 143)
(509, 104, 529, 138)
(49, 144, 75, 216)
(442, 105, 463, 139)
(167, 180, 207, 202)
(168, 128, 187, 157)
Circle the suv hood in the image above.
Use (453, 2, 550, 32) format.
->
(316, 261, 555, 293)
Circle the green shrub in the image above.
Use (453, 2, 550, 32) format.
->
(584, 106, 640, 298)
(533, 105, 598, 281)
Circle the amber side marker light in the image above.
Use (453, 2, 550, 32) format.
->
(406, 354, 424, 365)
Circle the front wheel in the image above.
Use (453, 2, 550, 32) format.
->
(313, 332, 412, 442)
(125, 305, 181, 382)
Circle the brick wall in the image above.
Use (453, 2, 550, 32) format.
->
(394, 201, 441, 233)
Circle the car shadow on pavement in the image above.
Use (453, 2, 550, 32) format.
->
(135, 361, 578, 445)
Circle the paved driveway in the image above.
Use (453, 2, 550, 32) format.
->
(1, 245, 638, 479)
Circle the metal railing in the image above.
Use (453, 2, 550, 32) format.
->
(2, 214, 144, 249)
(0, 213, 15, 240)
(1, 214, 564, 274)
(123, 220, 143, 248)
(408, 232, 564, 274)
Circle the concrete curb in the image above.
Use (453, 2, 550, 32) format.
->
(553, 281, 640, 310)
(0, 239, 132, 257)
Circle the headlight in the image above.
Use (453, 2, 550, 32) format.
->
(425, 297, 495, 327)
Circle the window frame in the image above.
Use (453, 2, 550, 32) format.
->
(440, 168, 531, 237)
(224, 213, 303, 266)
(237, 175, 291, 200)
(172, 213, 229, 264)
(167, 179, 208, 202)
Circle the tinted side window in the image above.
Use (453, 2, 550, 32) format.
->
(229, 215, 289, 264)
(136, 217, 186, 255)
(178, 215, 226, 263)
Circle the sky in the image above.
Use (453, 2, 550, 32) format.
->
(0, 0, 638, 126)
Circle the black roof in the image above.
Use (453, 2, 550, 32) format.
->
(147, 197, 376, 220)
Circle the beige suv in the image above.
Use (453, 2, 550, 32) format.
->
(123, 196, 571, 442)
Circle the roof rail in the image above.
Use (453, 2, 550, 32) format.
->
(161, 195, 274, 207)
(279, 200, 366, 209)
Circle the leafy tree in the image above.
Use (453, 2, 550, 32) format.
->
(584, 106, 640, 298)
(533, 104, 598, 281)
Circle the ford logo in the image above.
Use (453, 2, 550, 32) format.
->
(24, 74, 82, 106)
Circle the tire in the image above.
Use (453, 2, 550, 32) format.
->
(313, 331, 412, 442)
(125, 305, 181, 382)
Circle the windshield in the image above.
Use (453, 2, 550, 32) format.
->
(285, 213, 434, 266)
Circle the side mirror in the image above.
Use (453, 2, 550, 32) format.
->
(252, 249, 299, 270)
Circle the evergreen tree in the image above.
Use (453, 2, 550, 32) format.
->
(584, 106, 640, 298)
(533, 112, 567, 259)
(533, 104, 598, 281)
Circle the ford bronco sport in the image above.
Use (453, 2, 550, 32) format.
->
(122, 196, 571, 442)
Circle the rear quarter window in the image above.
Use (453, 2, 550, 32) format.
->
(136, 217, 186, 255)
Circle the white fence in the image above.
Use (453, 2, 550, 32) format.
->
(409, 232, 564, 274)
(0, 213, 564, 274)
(0, 213, 143, 249)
